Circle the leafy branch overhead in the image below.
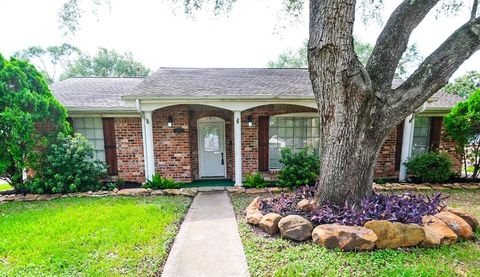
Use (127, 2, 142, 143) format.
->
(268, 40, 422, 79)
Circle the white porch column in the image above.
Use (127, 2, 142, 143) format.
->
(142, 111, 155, 180)
(234, 110, 243, 186)
(399, 114, 414, 182)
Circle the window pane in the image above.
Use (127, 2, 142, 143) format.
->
(203, 125, 220, 152)
(411, 117, 431, 157)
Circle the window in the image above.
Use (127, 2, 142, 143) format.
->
(72, 117, 106, 162)
(411, 117, 431, 157)
(203, 125, 220, 152)
(268, 116, 320, 169)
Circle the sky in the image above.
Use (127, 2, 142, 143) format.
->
(1, 0, 479, 79)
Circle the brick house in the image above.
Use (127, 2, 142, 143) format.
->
(51, 68, 463, 185)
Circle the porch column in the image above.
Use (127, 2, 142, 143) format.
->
(399, 114, 414, 182)
(142, 111, 156, 180)
(234, 110, 243, 186)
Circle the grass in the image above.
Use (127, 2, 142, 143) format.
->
(0, 196, 191, 276)
(231, 190, 480, 277)
(0, 183, 12, 191)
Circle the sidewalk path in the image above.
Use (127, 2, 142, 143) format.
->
(162, 191, 249, 277)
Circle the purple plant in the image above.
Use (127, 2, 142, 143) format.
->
(260, 186, 447, 226)
(310, 192, 447, 226)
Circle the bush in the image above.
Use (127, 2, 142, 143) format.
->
(406, 152, 453, 183)
(244, 172, 268, 189)
(142, 173, 180, 189)
(277, 148, 320, 188)
(23, 133, 108, 194)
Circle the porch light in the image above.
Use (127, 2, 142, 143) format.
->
(167, 116, 173, 128)
(247, 115, 253, 127)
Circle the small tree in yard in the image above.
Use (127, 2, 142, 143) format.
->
(445, 89, 480, 178)
(0, 55, 68, 188)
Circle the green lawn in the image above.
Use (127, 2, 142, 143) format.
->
(0, 196, 191, 276)
(231, 191, 480, 277)
(0, 183, 12, 191)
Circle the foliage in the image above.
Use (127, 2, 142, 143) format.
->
(0, 54, 68, 188)
(267, 39, 421, 78)
(310, 192, 445, 226)
(23, 133, 108, 194)
(231, 192, 480, 277)
(61, 48, 151, 79)
(0, 196, 191, 275)
(142, 173, 180, 189)
(14, 44, 81, 83)
(244, 172, 268, 189)
(406, 152, 453, 183)
(445, 89, 480, 178)
(277, 148, 320, 188)
(444, 71, 480, 98)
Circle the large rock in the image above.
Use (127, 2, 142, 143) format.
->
(364, 220, 425, 248)
(445, 207, 478, 231)
(180, 188, 197, 197)
(421, 215, 458, 247)
(163, 189, 181, 195)
(246, 211, 263, 225)
(312, 224, 377, 251)
(278, 215, 313, 241)
(244, 197, 262, 214)
(434, 212, 474, 240)
(395, 222, 426, 247)
(117, 188, 149, 196)
(296, 199, 317, 212)
(259, 213, 282, 235)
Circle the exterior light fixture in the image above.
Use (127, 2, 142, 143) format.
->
(167, 116, 173, 128)
(247, 115, 253, 127)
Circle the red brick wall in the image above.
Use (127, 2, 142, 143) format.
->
(439, 123, 462, 173)
(374, 128, 398, 178)
(189, 109, 234, 180)
(114, 117, 145, 183)
(152, 105, 192, 182)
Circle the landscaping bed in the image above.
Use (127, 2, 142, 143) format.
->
(231, 191, 480, 276)
(0, 196, 191, 275)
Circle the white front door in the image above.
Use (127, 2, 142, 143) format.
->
(198, 118, 226, 178)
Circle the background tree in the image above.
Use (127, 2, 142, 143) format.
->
(61, 48, 151, 79)
(268, 39, 422, 79)
(445, 89, 480, 178)
(0, 54, 68, 187)
(59, 0, 480, 205)
(444, 71, 480, 98)
(14, 44, 81, 83)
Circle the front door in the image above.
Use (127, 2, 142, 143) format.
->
(198, 118, 226, 178)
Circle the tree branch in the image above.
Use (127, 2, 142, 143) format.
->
(471, 0, 478, 21)
(366, 0, 440, 92)
(387, 17, 480, 124)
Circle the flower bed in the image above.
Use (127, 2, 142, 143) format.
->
(245, 186, 478, 251)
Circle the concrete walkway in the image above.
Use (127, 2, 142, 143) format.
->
(162, 191, 249, 277)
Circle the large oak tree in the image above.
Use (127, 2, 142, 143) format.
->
(60, 0, 480, 204)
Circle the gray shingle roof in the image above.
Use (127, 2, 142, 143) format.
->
(50, 77, 144, 110)
(50, 68, 464, 111)
(125, 68, 313, 98)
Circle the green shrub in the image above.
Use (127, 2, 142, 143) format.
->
(406, 152, 453, 183)
(244, 172, 268, 189)
(142, 173, 180, 189)
(23, 133, 108, 194)
(277, 148, 320, 188)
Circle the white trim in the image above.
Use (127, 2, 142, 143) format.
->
(399, 114, 414, 182)
(271, 112, 319, 118)
(234, 111, 243, 186)
(197, 117, 227, 179)
(144, 111, 155, 180)
(67, 114, 141, 118)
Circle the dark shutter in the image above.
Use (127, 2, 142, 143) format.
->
(258, 116, 269, 172)
(66, 117, 74, 131)
(394, 121, 404, 171)
(102, 118, 118, 175)
(429, 117, 443, 152)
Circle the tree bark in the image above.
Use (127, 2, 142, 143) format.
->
(309, 0, 480, 205)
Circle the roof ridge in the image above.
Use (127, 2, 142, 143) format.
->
(70, 76, 146, 79)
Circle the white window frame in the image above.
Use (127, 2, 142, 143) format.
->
(72, 117, 106, 162)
